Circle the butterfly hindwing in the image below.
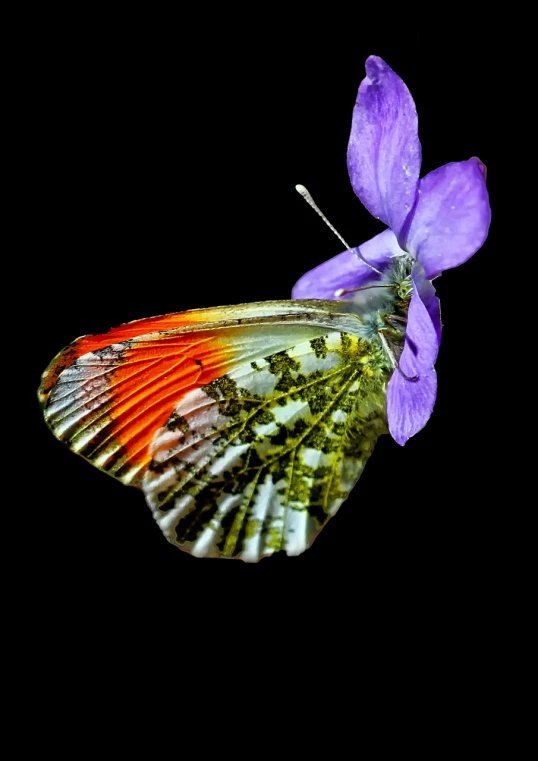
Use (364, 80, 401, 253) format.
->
(143, 331, 388, 561)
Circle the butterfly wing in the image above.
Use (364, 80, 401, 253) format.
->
(39, 300, 389, 561)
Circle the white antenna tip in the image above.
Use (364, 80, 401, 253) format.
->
(334, 288, 345, 298)
(295, 181, 382, 277)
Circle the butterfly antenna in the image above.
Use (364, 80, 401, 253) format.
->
(295, 184, 382, 275)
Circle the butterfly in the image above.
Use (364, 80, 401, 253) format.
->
(38, 266, 411, 562)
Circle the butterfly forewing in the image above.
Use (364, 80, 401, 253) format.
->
(39, 301, 357, 484)
(143, 331, 388, 561)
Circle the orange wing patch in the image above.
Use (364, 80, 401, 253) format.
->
(38, 307, 233, 398)
(39, 328, 238, 484)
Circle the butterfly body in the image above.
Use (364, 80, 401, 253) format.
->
(39, 263, 411, 561)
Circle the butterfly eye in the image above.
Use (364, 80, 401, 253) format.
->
(396, 276, 413, 301)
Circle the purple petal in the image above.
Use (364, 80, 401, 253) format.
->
(347, 55, 422, 241)
(387, 265, 440, 445)
(404, 157, 491, 279)
(413, 265, 442, 345)
(291, 229, 405, 300)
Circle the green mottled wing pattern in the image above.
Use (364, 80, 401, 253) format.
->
(143, 331, 390, 561)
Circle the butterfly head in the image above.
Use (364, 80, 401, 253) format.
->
(337, 255, 412, 346)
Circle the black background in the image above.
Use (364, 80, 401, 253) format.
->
(28, 31, 503, 635)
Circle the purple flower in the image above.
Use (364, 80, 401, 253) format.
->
(292, 56, 491, 445)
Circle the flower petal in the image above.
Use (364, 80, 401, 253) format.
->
(413, 264, 442, 346)
(347, 55, 421, 240)
(387, 265, 440, 445)
(404, 157, 491, 279)
(291, 229, 404, 300)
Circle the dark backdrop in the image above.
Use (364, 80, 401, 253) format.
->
(29, 35, 501, 633)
